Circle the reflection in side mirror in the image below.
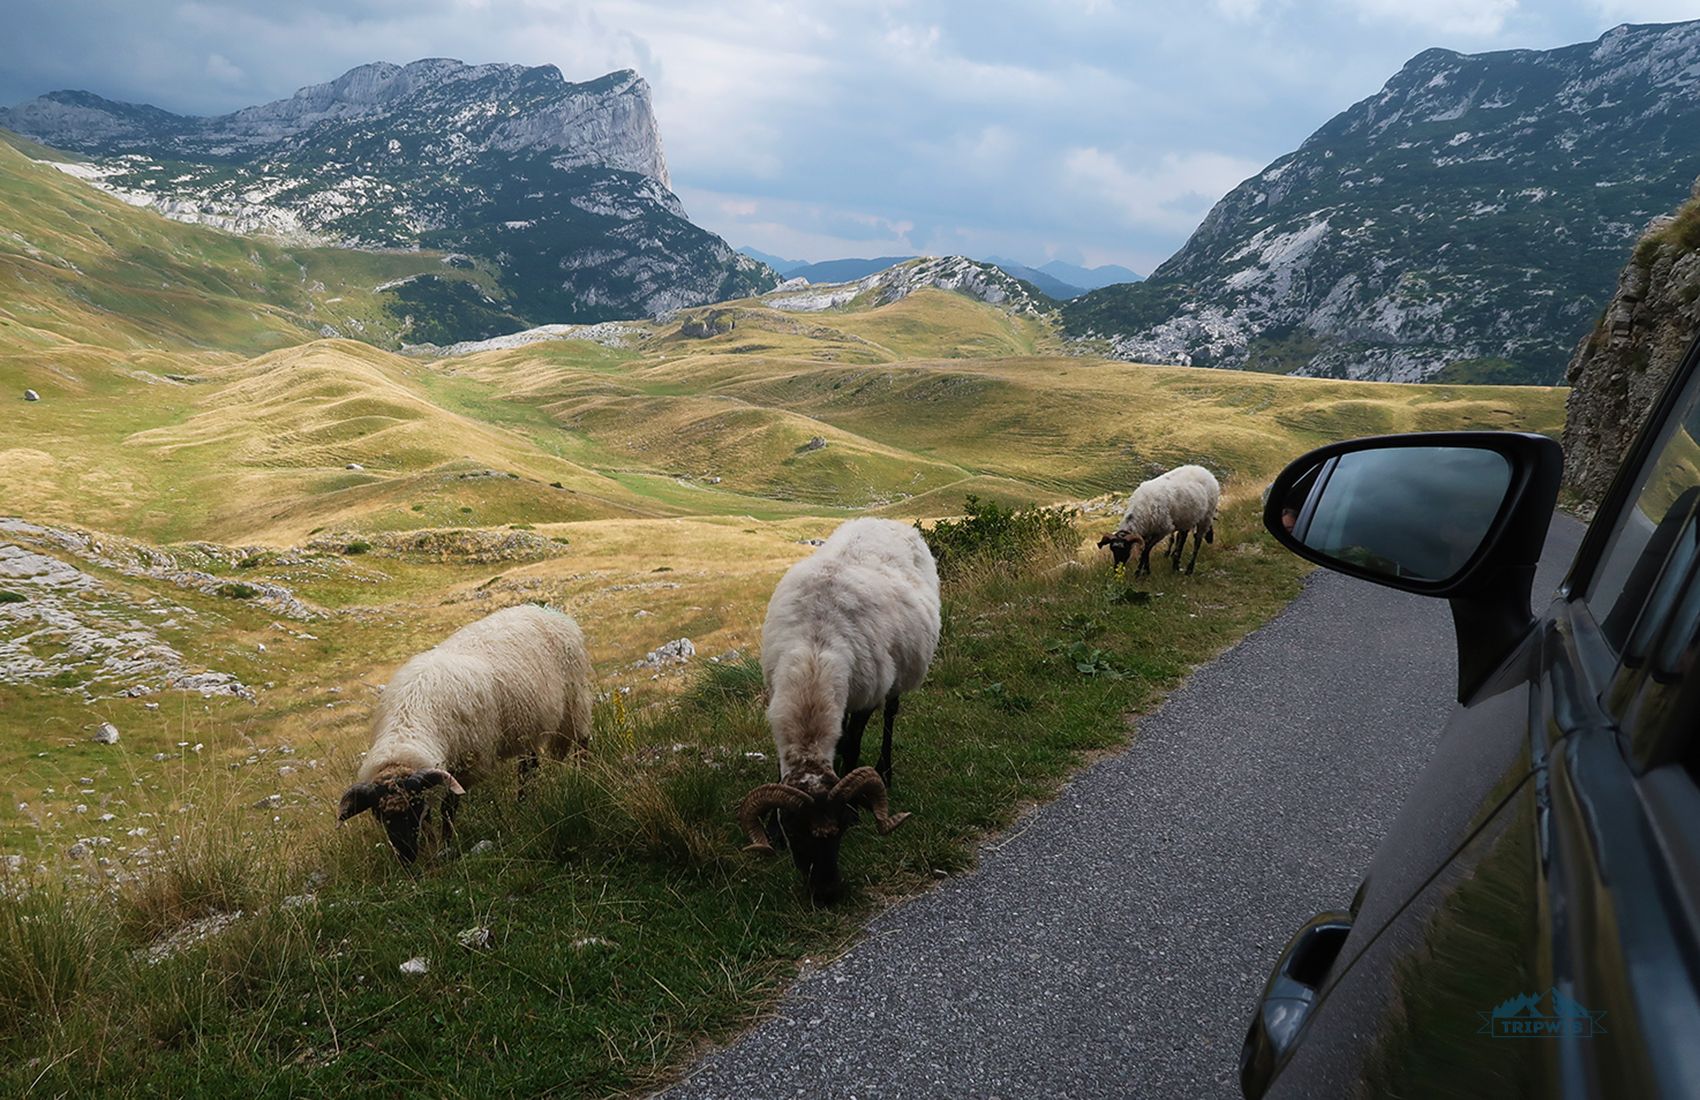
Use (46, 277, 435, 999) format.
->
(1282, 447, 1514, 584)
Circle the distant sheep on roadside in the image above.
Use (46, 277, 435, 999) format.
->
(739, 517, 940, 904)
(1099, 465, 1221, 576)
(337, 604, 594, 864)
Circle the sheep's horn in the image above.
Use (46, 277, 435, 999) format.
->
(738, 784, 811, 852)
(1097, 533, 1115, 547)
(830, 767, 911, 835)
(413, 768, 467, 795)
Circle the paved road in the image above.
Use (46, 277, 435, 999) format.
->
(658, 517, 1586, 1100)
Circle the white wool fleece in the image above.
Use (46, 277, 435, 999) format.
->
(1119, 464, 1220, 543)
(760, 518, 941, 781)
(358, 604, 594, 784)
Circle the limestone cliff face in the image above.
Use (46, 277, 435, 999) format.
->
(1563, 180, 1700, 504)
(0, 60, 773, 337)
(1062, 20, 1700, 384)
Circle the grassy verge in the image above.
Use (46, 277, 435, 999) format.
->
(0, 498, 1307, 1097)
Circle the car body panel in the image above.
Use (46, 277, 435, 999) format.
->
(1244, 335, 1700, 1099)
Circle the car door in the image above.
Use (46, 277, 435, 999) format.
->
(1250, 336, 1700, 1098)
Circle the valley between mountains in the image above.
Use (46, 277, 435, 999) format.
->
(0, 41, 1581, 1099)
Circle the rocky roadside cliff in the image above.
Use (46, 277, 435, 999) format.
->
(1563, 179, 1700, 505)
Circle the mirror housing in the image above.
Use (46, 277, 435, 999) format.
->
(1263, 432, 1563, 702)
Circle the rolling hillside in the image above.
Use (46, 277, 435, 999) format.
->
(0, 197, 1570, 1096)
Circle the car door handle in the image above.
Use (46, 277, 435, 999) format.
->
(1239, 911, 1355, 1099)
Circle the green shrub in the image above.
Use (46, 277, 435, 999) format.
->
(0, 590, 25, 604)
(917, 495, 1079, 580)
(214, 583, 259, 599)
(683, 653, 765, 716)
(343, 541, 371, 555)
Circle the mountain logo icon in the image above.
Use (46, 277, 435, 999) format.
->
(1478, 987, 1606, 1038)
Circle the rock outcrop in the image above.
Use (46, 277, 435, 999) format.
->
(1, 60, 777, 337)
(1562, 180, 1700, 505)
(762, 256, 1051, 315)
(1062, 20, 1700, 384)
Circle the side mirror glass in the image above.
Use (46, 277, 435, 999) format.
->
(1279, 447, 1513, 584)
(1263, 431, 1565, 702)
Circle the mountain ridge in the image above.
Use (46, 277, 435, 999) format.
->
(1, 59, 775, 339)
(1061, 20, 1700, 384)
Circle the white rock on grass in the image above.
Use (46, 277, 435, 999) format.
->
(456, 926, 492, 950)
(399, 956, 430, 976)
(92, 722, 120, 744)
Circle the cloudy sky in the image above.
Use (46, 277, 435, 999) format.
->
(6, 1, 1700, 274)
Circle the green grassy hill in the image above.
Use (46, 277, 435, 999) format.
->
(0, 129, 473, 356)
(0, 162, 1571, 1097)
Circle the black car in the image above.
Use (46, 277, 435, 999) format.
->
(1240, 332, 1700, 1098)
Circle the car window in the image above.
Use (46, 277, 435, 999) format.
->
(1586, 366, 1700, 654)
(1586, 363, 1700, 769)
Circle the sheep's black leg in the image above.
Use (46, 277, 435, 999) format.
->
(437, 790, 461, 859)
(877, 693, 899, 788)
(1185, 528, 1204, 574)
(517, 752, 539, 802)
(840, 708, 875, 775)
(1137, 544, 1153, 576)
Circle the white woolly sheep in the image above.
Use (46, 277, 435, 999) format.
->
(337, 604, 594, 864)
(1099, 464, 1221, 576)
(738, 517, 941, 903)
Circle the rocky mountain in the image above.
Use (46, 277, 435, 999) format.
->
(759, 255, 1056, 315)
(1062, 20, 1700, 384)
(1037, 260, 1142, 291)
(0, 59, 776, 341)
(1563, 178, 1700, 504)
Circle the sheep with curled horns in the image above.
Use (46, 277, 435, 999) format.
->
(739, 518, 940, 903)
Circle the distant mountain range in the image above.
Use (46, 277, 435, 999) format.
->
(1061, 19, 1700, 384)
(1, 59, 776, 342)
(739, 248, 1141, 301)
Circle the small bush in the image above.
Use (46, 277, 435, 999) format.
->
(215, 583, 259, 600)
(918, 495, 1079, 580)
(343, 541, 371, 556)
(0, 590, 26, 604)
(0, 877, 111, 1032)
(684, 654, 765, 716)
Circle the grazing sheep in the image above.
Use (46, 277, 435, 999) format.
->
(1100, 465, 1221, 576)
(337, 604, 594, 863)
(738, 517, 940, 903)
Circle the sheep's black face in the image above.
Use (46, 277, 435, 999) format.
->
(778, 799, 860, 905)
(375, 780, 430, 865)
(1098, 532, 1135, 566)
(338, 769, 464, 866)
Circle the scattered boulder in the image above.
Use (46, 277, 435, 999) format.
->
(23, 389, 40, 402)
(399, 956, 430, 976)
(92, 722, 120, 744)
(345, 462, 364, 471)
(634, 637, 695, 669)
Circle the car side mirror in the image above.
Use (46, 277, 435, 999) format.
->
(1263, 432, 1564, 702)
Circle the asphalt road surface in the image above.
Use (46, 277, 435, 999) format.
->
(657, 517, 1586, 1100)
